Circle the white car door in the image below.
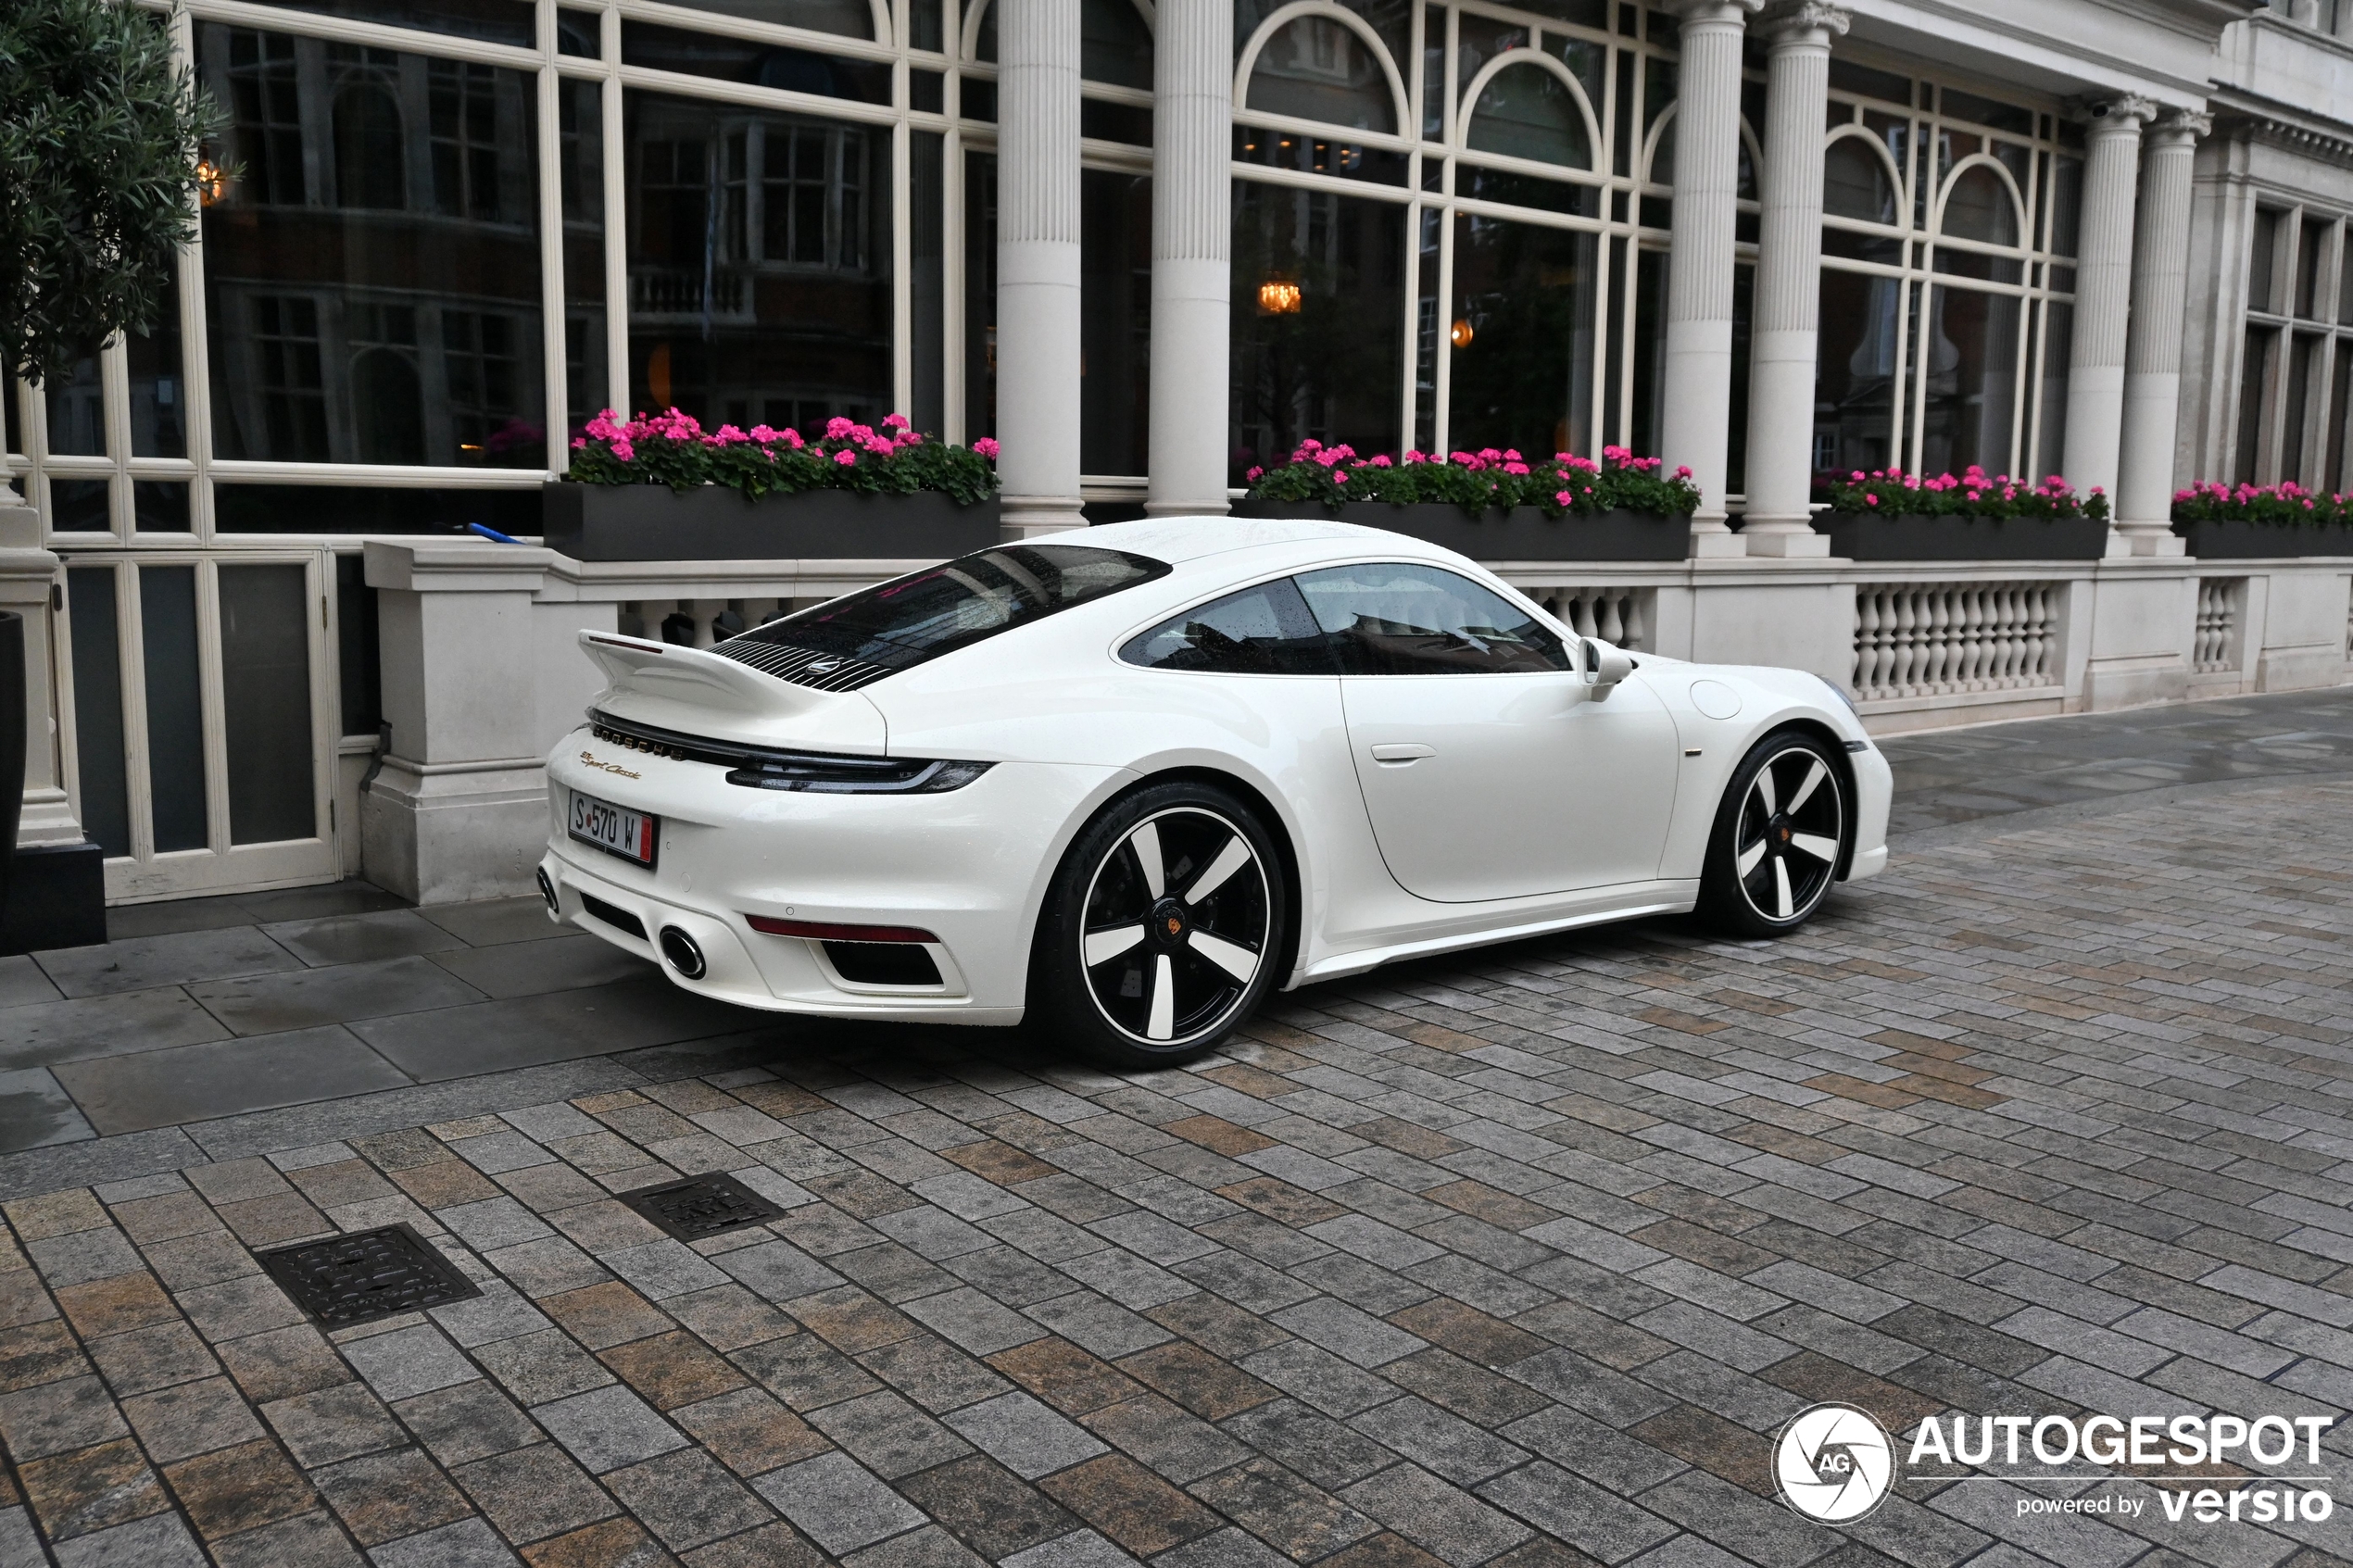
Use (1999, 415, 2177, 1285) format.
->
(1295, 562, 1680, 903)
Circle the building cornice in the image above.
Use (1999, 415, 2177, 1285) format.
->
(2207, 82, 2353, 163)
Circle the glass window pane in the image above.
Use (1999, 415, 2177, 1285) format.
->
(912, 132, 946, 438)
(1082, 0, 1152, 89)
(1630, 245, 1667, 457)
(2284, 332, 2319, 482)
(557, 6, 600, 56)
(220, 563, 317, 845)
(1937, 165, 2019, 247)
(263, 0, 533, 47)
(2248, 209, 2281, 314)
(1466, 64, 1592, 168)
(670, 0, 875, 37)
(2036, 299, 2073, 481)
(49, 479, 112, 533)
(1817, 266, 1902, 475)
(965, 150, 997, 441)
(2328, 342, 2352, 489)
(2296, 219, 2327, 321)
(1122, 578, 1340, 674)
(2234, 324, 2269, 483)
(1828, 58, 1910, 107)
(44, 354, 106, 457)
(1082, 171, 1151, 477)
(197, 26, 546, 469)
(1229, 182, 1404, 482)
(139, 564, 208, 854)
(561, 79, 608, 445)
(336, 553, 383, 737)
(1938, 87, 2033, 138)
(66, 567, 132, 859)
(128, 272, 187, 458)
(1824, 135, 1898, 225)
(132, 481, 192, 533)
(1456, 14, 1528, 109)
(1231, 127, 1405, 184)
(1919, 285, 2020, 478)
(626, 92, 893, 434)
(620, 24, 889, 101)
(1294, 562, 1568, 674)
(1446, 214, 1595, 458)
(213, 483, 537, 534)
(1246, 17, 1397, 133)
(2046, 156, 2082, 258)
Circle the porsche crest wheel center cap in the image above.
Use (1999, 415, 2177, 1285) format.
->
(1149, 898, 1189, 947)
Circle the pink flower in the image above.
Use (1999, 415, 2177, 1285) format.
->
(835, 450, 857, 466)
(882, 413, 911, 431)
(1674, 465, 1692, 479)
(1368, 455, 1391, 468)
(610, 438, 634, 462)
(973, 437, 1000, 460)
(1555, 490, 1573, 506)
(826, 417, 856, 440)
(1246, 466, 1264, 481)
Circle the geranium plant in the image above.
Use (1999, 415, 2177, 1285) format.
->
(2171, 480, 2351, 525)
(569, 408, 999, 507)
(1813, 466, 2108, 521)
(1244, 443, 1703, 518)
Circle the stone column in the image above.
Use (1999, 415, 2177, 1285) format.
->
(1741, 2, 1847, 558)
(995, 0, 1087, 538)
(0, 495, 105, 951)
(1661, 0, 1762, 558)
(2063, 94, 2155, 545)
(2115, 109, 2208, 557)
(1146, 0, 1232, 517)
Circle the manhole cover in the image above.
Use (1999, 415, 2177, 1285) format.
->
(619, 1173, 785, 1242)
(256, 1223, 483, 1326)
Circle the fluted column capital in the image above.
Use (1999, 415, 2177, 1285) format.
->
(1667, 0, 1762, 28)
(1761, 2, 1848, 44)
(2149, 109, 2212, 147)
(2070, 94, 2158, 137)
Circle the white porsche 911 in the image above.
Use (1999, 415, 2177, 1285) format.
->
(540, 516, 1890, 1066)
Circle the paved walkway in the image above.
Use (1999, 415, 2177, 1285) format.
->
(0, 691, 2343, 1567)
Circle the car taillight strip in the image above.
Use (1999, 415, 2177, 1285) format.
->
(746, 915, 938, 944)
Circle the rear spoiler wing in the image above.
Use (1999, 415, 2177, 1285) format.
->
(577, 632, 827, 721)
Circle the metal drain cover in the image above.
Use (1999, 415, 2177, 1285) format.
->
(619, 1173, 785, 1242)
(257, 1223, 483, 1326)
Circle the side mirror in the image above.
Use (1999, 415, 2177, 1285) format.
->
(1579, 638, 1634, 694)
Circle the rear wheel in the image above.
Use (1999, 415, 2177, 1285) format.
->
(1697, 729, 1847, 937)
(1031, 782, 1284, 1068)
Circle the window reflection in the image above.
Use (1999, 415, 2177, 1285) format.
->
(1448, 214, 1596, 458)
(128, 274, 187, 458)
(44, 356, 106, 458)
(1818, 262, 1902, 474)
(1466, 64, 1592, 168)
(625, 92, 892, 433)
(1247, 17, 1396, 133)
(1082, 171, 1151, 477)
(1229, 183, 1403, 482)
(198, 25, 547, 468)
(1918, 285, 2020, 475)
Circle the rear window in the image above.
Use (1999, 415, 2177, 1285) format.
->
(730, 544, 1170, 673)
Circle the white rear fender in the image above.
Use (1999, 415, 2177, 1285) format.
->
(576, 632, 887, 754)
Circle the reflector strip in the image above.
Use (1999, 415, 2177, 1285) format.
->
(746, 915, 938, 944)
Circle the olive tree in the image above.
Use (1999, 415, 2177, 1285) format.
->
(1, 0, 217, 387)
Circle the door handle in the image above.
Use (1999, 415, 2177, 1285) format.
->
(1369, 743, 1436, 763)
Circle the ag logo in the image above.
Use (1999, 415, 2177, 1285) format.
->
(1774, 1403, 1894, 1524)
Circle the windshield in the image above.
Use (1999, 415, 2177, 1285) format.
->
(730, 544, 1170, 672)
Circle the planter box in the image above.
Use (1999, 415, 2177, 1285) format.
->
(1811, 511, 2111, 560)
(2171, 517, 2353, 558)
(1227, 501, 1692, 561)
(543, 482, 1000, 562)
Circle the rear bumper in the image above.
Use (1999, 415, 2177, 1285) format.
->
(542, 735, 1123, 1023)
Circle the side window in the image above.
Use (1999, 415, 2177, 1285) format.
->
(1120, 577, 1340, 674)
(1294, 563, 1569, 675)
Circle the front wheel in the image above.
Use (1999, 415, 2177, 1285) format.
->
(1696, 729, 1848, 938)
(1030, 782, 1286, 1069)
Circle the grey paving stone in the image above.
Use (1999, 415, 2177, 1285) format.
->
(941, 1391, 1108, 1478)
(531, 1382, 689, 1473)
(36, 926, 301, 998)
(414, 897, 572, 948)
(351, 977, 748, 1082)
(263, 1381, 407, 1467)
(0, 1068, 94, 1149)
(262, 910, 470, 968)
(0, 957, 62, 1010)
(188, 955, 487, 1036)
(1343, 1461, 1531, 1567)
(599, 1238, 730, 1299)
(0, 987, 232, 1072)
(428, 935, 652, 999)
(52, 1026, 410, 1135)
(49, 1509, 208, 1568)
(715, 1238, 846, 1302)
(343, 1324, 482, 1402)
(365, 1516, 522, 1568)
(24, 1226, 142, 1286)
(999, 1529, 1141, 1568)
(753, 1450, 928, 1555)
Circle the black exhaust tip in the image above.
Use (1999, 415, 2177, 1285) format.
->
(536, 868, 559, 914)
(659, 926, 707, 980)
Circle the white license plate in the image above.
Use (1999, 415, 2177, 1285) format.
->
(570, 790, 657, 867)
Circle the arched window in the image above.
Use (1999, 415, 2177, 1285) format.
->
(1082, 0, 1152, 89)
(1824, 134, 1898, 224)
(1466, 63, 1589, 168)
(1939, 164, 2020, 246)
(1246, 15, 1395, 133)
(333, 84, 406, 210)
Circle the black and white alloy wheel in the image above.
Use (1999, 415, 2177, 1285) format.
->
(1035, 784, 1284, 1066)
(1699, 729, 1847, 937)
